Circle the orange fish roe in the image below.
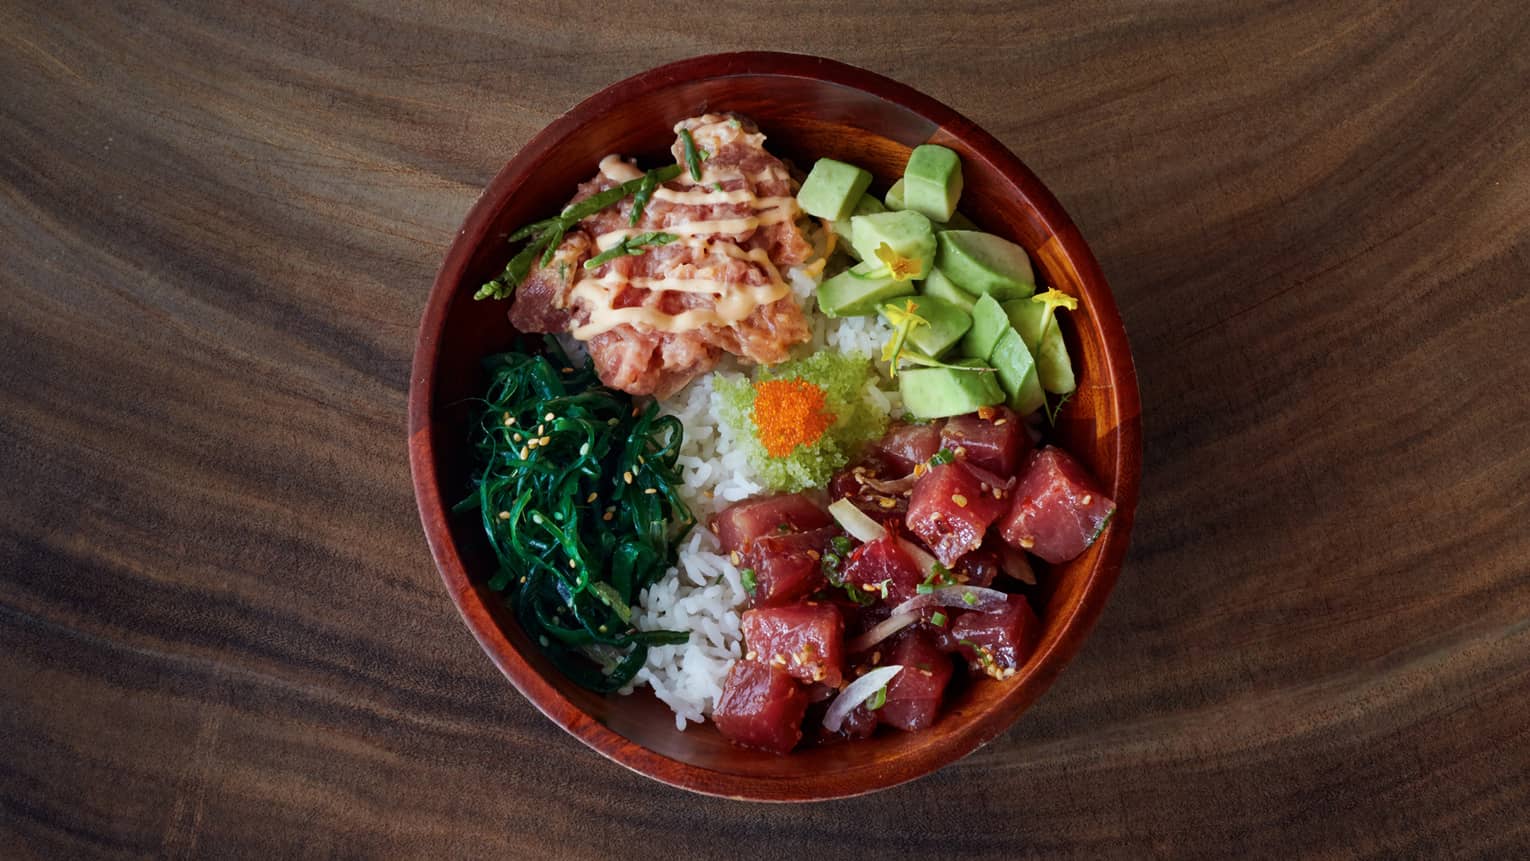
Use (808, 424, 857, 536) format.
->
(752, 378, 836, 458)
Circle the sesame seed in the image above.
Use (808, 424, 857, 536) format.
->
(952, 494, 968, 507)
(603, 511, 614, 521)
(955, 446, 967, 457)
(526, 438, 539, 449)
(598, 624, 607, 633)
(730, 551, 742, 565)
(807, 550, 820, 560)
(513, 433, 523, 443)
(1020, 537, 1035, 549)
(519, 576, 527, 584)
(497, 510, 510, 521)
(544, 412, 555, 422)
(879, 497, 896, 509)
(579, 443, 589, 456)
(644, 488, 657, 495)
(539, 435, 551, 446)
(518, 446, 529, 459)
(587, 492, 599, 503)
(608, 418, 619, 426)
(993, 488, 1003, 498)
(562, 367, 573, 373)
(994, 418, 1008, 426)
(567, 558, 577, 569)
(1081, 494, 1093, 505)
(637, 455, 645, 465)
(623, 471, 633, 484)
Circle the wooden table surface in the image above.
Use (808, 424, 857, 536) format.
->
(4, 2, 1528, 857)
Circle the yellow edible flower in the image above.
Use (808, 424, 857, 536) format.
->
(880, 299, 929, 375)
(874, 243, 921, 282)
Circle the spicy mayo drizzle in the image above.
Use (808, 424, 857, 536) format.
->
(567, 124, 800, 341)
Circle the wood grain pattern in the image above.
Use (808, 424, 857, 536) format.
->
(3, 0, 1528, 855)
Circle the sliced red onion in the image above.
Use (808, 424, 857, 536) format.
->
(890, 585, 1011, 618)
(845, 611, 919, 654)
(828, 498, 886, 543)
(998, 544, 1037, 585)
(823, 665, 904, 732)
(895, 538, 940, 578)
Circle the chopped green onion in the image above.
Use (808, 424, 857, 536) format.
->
(916, 583, 934, 595)
(628, 171, 660, 227)
(868, 685, 888, 710)
(830, 535, 853, 555)
(741, 568, 757, 595)
(680, 128, 704, 181)
(930, 611, 948, 627)
(962, 591, 978, 606)
(584, 232, 679, 270)
(929, 448, 956, 466)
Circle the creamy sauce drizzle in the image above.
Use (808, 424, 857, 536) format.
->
(571, 126, 800, 341)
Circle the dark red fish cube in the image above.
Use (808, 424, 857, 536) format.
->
(714, 492, 832, 555)
(841, 534, 925, 604)
(999, 447, 1116, 564)
(877, 630, 954, 732)
(906, 462, 1010, 567)
(743, 526, 835, 608)
(742, 602, 846, 687)
(713, 660, 810, 755)
(940, 406, 1030, 476)
(871, 421, 943, 475)
(951, 595, 1040, 678)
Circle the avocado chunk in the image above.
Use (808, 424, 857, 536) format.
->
(1002, 300, 1076, 393)
(898, 359, 1005, 419)
(797, 158, 874, 221)
(817, 261, 917, 317)
(884, 178, 906, 211)
(850, 210, 936, 279)
(936, 231, 1036, 300)
(882, 295, 971, 359)
(919, 267, 976, 312)
(933, 211, 979, 232)
(959, 293, 1008, 360)
(990, 327, 1046, 415)
(902, 145, 964, 222)
(831, 193, 886, 260)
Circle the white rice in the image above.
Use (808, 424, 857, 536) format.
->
(623, 267, 901, 729)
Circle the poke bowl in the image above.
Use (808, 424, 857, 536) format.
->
(409, 52, 1141, 801)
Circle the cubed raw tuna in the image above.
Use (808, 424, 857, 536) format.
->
(905, 462, 1011, 566)
(999, 446, 1116, 564)
(714, 492, 833, 555)
(951, 545, 1001, 589)
(713, 661, 810, 755)
(743, 526, 836, 607)
(877, 630, 955, 732)
(742, 602, 846, 686)
(951, 595, 1040, 679)
(871, 421, 944, 475)
(841, 534, 925, 604)
(941, 406, 1030, 476)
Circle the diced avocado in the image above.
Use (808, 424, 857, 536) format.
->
(898, 359, 1005, 419)
(959, 293, 1008, 360)
(936, 230, 1036, 300)
(883, 295, 971, 358)
(934, 211, 979, 232)
(902, 145, 963, 222)
(831, 194, 886, 260)
(919, 267, 976, 312)
(884, 178, 906, 210)
(990, 327, 1046, 415)
(817, 261, 917, 317)
(797, 159, 874, 221)
(850, 211, 936, 279)
(1003, 300, 1077, 394)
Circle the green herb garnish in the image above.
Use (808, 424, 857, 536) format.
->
(830, 535, 853, 555)
(628, 171, 660, 227)
(458, 343, 693, 692)
(741, 568, 758, 595)
(929, 448, 956, 466)
(916, 583, 934, 595)
(930, 611, 948, 627)
(476, 163, 683, 300)
(1043, 390, 1073, 427)
(680, 128, 704, 181)
(584, 232, 679, 270)
(868, 686, 888, 710)
(962, 591, 978, 606)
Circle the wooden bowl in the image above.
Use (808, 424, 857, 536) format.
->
(409, 52, 1141, 801)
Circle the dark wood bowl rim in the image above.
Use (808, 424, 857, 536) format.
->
(408, 51, 1142, 801)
